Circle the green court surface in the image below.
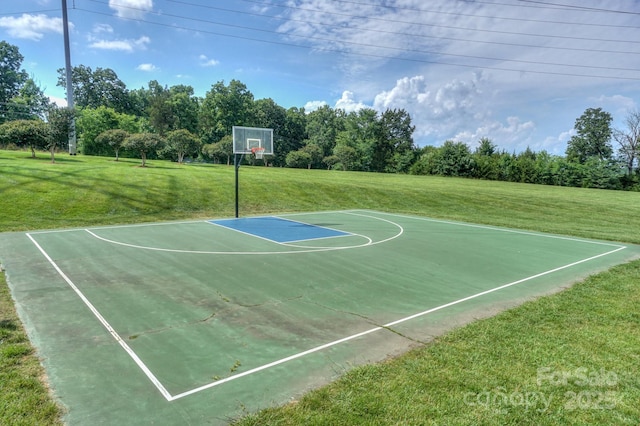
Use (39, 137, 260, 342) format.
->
(1, 210, 639, 425)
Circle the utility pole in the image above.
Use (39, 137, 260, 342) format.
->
(61, 0, 77, 155)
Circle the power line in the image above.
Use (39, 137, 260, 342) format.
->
(514, 0, 640, 15)
(82, 0, 640, 73)
(164, 0, 640, 56)
(232, 0, 640, 28)
(160, 0, 640, 45)
(74, 6, 640, 81)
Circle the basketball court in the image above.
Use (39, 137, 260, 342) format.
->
(1, 210, 638, 424)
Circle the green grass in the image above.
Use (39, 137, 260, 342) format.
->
(1, 149, 639, 425)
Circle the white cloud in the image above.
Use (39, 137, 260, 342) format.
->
(0, 14, 65, 41)
(199, 54, 219, 67)
(109, 0, 154, 18)
(453, 117, 536, 153)
(303, 100, 328, 112)
(136, 63, 157, 72)
(371, 73, 491, 144)
(48, 95, 68, 107)
(335, 91, 368, 113)
(89, 36, 150, 52)
(92, 23, 113, 34)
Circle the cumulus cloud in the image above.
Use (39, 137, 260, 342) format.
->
(452, 117, 536, 152)
(335, 91, 368, 113)
(89, 36, 150, 52)
(0, 14, 65, 41)
(303, 100, 328, 112)
(136, 63, 157, 72)
(92, 23, 113, 34)
(109, 0, 154, 18)
(370, 73, 492, 143)
(199, 55, 219, 67)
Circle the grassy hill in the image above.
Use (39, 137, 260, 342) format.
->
(1, 150, 639, 424)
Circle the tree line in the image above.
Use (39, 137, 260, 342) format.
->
(412, 108, 640, 190)
(1, 40, 638, 190)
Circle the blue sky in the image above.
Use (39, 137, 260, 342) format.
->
(2, 0, 639, 154)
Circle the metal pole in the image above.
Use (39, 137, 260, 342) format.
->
(234, 154, 239, 218)
(61, 0, 77, 155)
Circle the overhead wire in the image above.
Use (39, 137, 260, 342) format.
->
(5, 0, 639, 80)
(163, 0, 640, 56)
(73, 3, 640, 81)
(232, 0, 640, 28)
(80, 0, 640, 73)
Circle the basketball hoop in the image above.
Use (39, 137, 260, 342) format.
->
(251, 147, 265, 160)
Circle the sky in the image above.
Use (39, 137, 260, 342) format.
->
(1, 0, 639, 154)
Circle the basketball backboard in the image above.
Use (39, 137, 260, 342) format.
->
(232, 126, 274, 155)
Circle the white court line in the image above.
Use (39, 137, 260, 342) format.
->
(26, 211, 629, 402)
(169, 244, 627, 400)
(85, 212, 404, 255)
(26, 233, 174, 401)
(364, 210, 626, 248)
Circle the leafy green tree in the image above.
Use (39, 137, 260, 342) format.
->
(57, 65, 131, 113)
(285, 150, 312, 169)
(6, 78, 51, 121)
(46, 107, 75, 163)
(472, 139, 500, 181)
(475, 137, 497, 156)
(306, 105, 342, 158)
(124, 133, 164, 166)
(376, 108, 416, 173)
(199, 80, 254, 144)
(566, 107, 613, 163)
(434, 141, 474, 177)
(333, 143, 359, 171)
(301, 143, 324, 169)
(76, 106, 139, 155)
(95, 129, 130, 161)
(279, 107, 307, 166)
(164, 129, 201, 163)
(202, 135, 233, 165)
(322, 154, 339, 170)
(144, 82, 200, 135)
(0, 41, 29, 123)
(0, 119, 48, 157)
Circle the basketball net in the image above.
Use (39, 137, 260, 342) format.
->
(251, 147, 265, 160)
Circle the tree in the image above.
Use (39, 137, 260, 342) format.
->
(95, 129, 130, 161)
(434, 141, 474, 177)
(199, 80, 254, 144)
(377, 108, 416, 173)
(475, 137, 497, 156)
(276, 107, 307, 166)
(76, 106, 139, 155)
(0, 119, 48, 157)
(124, 133, 164, 166)
(202, 135, 233, 165)
(5, 78, 51, 121)
(57, 65, 131, 113)
(0, 41, 29, 123)
(46, 107, 75, 163)
(145, 82, 200, 135)
(613, 109, 640, 177)
(306, 105, 341, 158)
(164, 129, 201, 163)
(285, 150, 312, 169)
(566, 107, 613, 163)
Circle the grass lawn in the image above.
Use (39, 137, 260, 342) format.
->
(1, 149, 639, 424)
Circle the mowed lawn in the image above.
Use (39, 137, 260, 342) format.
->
(1, 150, 639, 425)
